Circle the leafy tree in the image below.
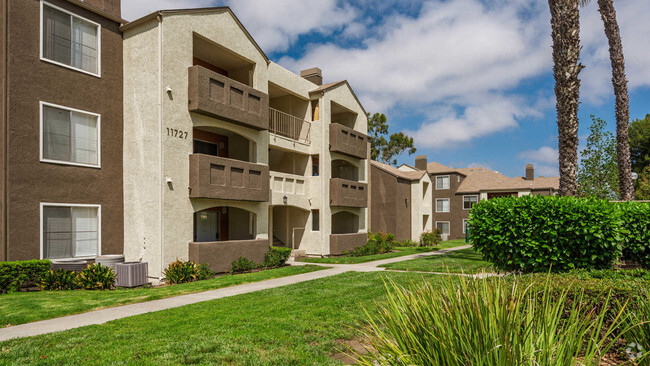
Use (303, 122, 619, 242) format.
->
(635, 165, 650, 200)
(367, 113, 416, 165)
(577, 116, 619, 200)
(629, 114, 650, 173)
(549, 0, 583, 196)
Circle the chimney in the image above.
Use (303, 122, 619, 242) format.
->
(525, 164, 534, 180)
(415, 155, 428, 171)
(300, 67, 322, 86)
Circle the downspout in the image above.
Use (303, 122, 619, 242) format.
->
(157, 14, 164, 278)
(319, 95, 326, 257)
(1, 0, 8, 261)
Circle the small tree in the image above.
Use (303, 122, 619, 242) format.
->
(577, 115, 619, 199)
(368, 113, 416, 165)
(635, 165, 650, 200)
(629, 114, 650, 173)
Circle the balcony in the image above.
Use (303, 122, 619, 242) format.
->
(188, 65, 269, 130)
(329, 233, 367, 255)
(329, 123, 368, 159)
(270, 171, 310, 208)
(330, 178, 368, 208)
(189, 154, 269, 202)
(189, 239, 268, 273)
(269, 108, 311, 144)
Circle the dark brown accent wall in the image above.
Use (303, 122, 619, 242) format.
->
(0, 0, 7, 261)
(329, 178, 368, 208)
(189, 154, 270, 202)
(329, 123, 368, 159)
(369, 166, 411, 241)
(189, 239, 268, 273)
(79, 0, 121, 19)
(431, 172, 469, 240)
(329, 233, 367, 255)
(4, 0, 123, 260)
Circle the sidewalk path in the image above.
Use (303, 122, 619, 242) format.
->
(0, 244, 472, 342)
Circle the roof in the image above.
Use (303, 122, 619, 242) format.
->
(426, 161, 463, 175)
(309, 80, 368, 117)
(65, 0, 126, 24)
(120, 7, 270, 64)
(455, 168, 559, 193)
(371, 161, 426, 181)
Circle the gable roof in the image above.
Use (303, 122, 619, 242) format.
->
(309, 80, 368, 117)
(120, 7, 270, 64)
(426, 161, 463, 175)
(455, 168, 559, 193)
(371, 161, 426, 181)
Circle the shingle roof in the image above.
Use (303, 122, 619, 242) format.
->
(371, 161, 426, 181)
(455, 168, 559, 193)
(426, 161, 461, 174)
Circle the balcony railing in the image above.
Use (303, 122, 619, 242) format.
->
(269, 108, 311, 144)
(329, 178, 368, 208)
(329, 123, 368, 159)
(329, 233, 367, 255)
(188, 65, 269, 130)
(270, 171, 309, 207)
(189, 154, 269, 202)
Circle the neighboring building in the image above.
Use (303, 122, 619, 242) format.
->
(0, 0, 124, 262)
(121, 8, 369, 277)
(370, 156, 559, 241)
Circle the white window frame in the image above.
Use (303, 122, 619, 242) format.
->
(40, 203, 102, 260)
(435, 198, 450, 213)
(435, 221, 450, 236)
(463, 195, 479, 210)
(40, 101, 101, 168)
(436, 175, 450, 190)
(463, 219, 469, 234)
(40, 1, 102, 78)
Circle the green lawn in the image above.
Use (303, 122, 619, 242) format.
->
(380, 247, 494, 274)
(0, 265, 325, 327)
(0, 271, 446, 365)
(300, 239, 469, 264)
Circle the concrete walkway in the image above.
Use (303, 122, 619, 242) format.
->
(0, 244, 471, 342)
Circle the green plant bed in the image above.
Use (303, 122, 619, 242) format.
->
(0, 265, 325, 327)
(300, 240, 469, 265)
(380, 247, 494, 274)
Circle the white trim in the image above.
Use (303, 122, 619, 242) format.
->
(435, 175, 450, 190)
(40, 101, 101, 169)
(435, 198, 450, 213)
(463, 219, 469, 234)
(463, 195, 479, 210)
(435, 221, 450, 236)
(40, 203, 102, 260)
(40, 1, 102, 78)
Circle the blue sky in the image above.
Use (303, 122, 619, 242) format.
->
(122, 0, 650, 178)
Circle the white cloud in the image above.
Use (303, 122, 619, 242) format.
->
(535, 164, 559, 177)
(517, 146, 558, 164)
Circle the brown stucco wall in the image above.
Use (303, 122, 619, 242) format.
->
(80, 0, 121, 19)
(329, 123, 368, 159)
(329, 233, 367, 255)
(369, 166, 411, 241)
(329, 178, 368, 208)
(0, 0, 7, 261)
(4, 0, 123, 260)
(188, 239, 268, 273)
(189, 154, 270, 202)
(431, 172, 469, 240)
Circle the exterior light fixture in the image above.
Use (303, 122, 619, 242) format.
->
(283, 196, 288, 205)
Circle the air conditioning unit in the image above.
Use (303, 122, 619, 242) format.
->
(115, 262, 149, 288)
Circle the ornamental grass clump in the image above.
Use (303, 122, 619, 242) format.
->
(623, 291, 650, 365)
(358, 274, 629, 366)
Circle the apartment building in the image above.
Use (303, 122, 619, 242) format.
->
(0, 0, 124, 262)
(370, 156, 559, 241)
(121, 8, 369, 277)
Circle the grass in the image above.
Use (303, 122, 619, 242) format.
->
(300, 239, 469, 264)
(0, 265, 325, 327)
(380, 247, 494, 274)
(0, 271, 448, 365)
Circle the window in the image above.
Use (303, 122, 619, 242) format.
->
(436, 221, 450, 236)
(312, 210, 320, 231)
(41, 204, 100, 259)
(41, 102, 100, 167)
(463, 195, 478, 210)
(436, 198, 450, 213)
(41, 2, 100, 76)
(463, 219, 469, 234)
(436, 175, 450, 190)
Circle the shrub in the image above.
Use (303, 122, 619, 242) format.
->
(470, 195, 623, 273)
(195, 263, 215, 281)
(164, 259, 198, 284)
(231, 257, 258, 273)
(0, 259, 51, 294)
(262, 246, 292, 268)
(619, 202, 650, 268)
(77, 264, 116, 290)
(358, 275, 628, 366)
(40, 269, 80, 291)
(346, 232, 395, 257)
(399, 239, 418, 247)
(419, 229, 441, 247)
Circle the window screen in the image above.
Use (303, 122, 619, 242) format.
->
(43, 5, 99, 74)
(43, 206, 98, 259)
(43, 105, 98, 165)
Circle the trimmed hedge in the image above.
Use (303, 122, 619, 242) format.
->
(346, 232, 395, 257)
(0, 259, 51, 294)
(469, 195, 623, 272)
(262, 246, 292, 268)
(619, 202, 650, 267)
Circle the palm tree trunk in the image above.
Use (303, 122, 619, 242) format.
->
(549, 0, 583, 196)
(597, 0, 634, 201)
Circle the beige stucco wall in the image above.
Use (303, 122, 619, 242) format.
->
(411, 175, 433, 241)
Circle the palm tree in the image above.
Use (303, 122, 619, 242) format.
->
(549, 0, 583, 196)
(580, 0, 634, 200)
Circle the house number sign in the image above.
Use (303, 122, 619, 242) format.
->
(166, 128, 188, 139)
